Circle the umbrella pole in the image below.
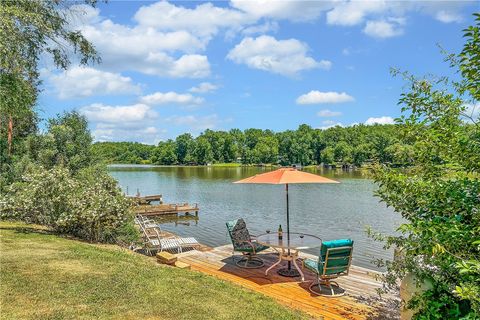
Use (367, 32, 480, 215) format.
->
(286, 183, 291, 270)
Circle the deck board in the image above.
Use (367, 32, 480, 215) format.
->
(177, 245, 399, 320)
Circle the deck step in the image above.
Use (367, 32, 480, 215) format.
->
(174, 261, 191, 269)
(156, 252, 177, 265)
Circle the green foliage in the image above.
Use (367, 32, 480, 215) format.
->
(26, 111, 94, 173)
(0, 0, 99, 161)
(92, 124, 402, 166)
(91, 141, 156, 164)
(0, 165, 135, 243)
(371, 15, 480, 319)
(175, 133, 195, 163)
(0, 0, 99, 78)
(0, 74, 37, 168)
(0, 2, 137, 246)
(152, 140, 177, 165)
(194, 136, 214, 165)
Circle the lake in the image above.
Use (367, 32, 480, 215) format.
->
(108, 165, 402, 270)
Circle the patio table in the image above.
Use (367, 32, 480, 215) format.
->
(256, 232, 321, 281)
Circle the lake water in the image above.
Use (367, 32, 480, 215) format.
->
(108, 165, 402, 270)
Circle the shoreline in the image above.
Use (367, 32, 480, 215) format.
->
(107, 163, 372, 171)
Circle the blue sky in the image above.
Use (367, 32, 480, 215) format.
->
(38, 1, 478, 144)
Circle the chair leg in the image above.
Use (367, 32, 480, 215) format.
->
(235, 253, 264, 269)
(309, 276, 346, 297)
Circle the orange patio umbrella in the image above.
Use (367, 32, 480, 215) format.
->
(234, 167, 339, 276)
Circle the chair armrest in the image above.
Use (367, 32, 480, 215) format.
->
(235, 240, 257, 254)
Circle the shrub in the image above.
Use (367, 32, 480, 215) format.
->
(0, 165, 138, 243)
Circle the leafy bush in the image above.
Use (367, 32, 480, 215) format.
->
(0, 165, 138, 243)
(371, 14, 480, 319)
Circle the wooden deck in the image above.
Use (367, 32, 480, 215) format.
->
(128, 194, 163, 205)
(177, 245, 399, 320)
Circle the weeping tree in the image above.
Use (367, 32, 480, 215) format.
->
(371, 14, 480, 319)
(0, 0, 99, 159)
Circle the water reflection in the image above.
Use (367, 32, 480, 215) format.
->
(151, 213, 199, 227)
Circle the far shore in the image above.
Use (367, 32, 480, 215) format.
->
(106, 163, 372, 170)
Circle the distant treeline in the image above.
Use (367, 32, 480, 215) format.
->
(92, 124, 417, 167)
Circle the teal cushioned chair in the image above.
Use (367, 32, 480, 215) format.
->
(226, 218, 269, 269)
(303, 239, 354, 297)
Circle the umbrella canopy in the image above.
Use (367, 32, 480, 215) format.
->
(234, 167, 339, 185)
(234, 167, 339, 277)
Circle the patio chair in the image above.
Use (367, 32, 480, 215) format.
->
(303, 239, 354, 297)
(142, 226, 183, 255)
(226, 218, 269, 269)
(139, 221, 199, 255)
(135, 215, 158, 229)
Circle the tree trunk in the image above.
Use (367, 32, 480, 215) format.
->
(7, 115, 13, 155)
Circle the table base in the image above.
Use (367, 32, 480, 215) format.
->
(277, 267, 300, 278)
(265, 249, 305, 281)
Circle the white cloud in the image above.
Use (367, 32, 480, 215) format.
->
(165, 114, 221, 132)
(49, 67, 141, 99)
(227, 36, 329, 77)
(138, 53, 210, 78)
(363, 19, 404, 39)
(189, 82, 219, 94)
(318, 120, 343, 130)
(92, 125, 164, 144)
(317, 109, 342, 117)
(139, 92, 204, 105)
(435, 10, 463, 23)
(134, 1, 254, 39)
(326, 0, 387, 26)
(80, 10, 206, 53)
(365, 116, 395, 125)
(79, 102, 163, 143)
(72, 5, 211, 78)
(231, 0, 333, 22)
(80, 103, 157, 123)
(325, 1, 469, 38)
(241, 21, 279, 35)
(296, 91, 354, 104)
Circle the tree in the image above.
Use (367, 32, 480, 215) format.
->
(320, 146, 335, 164)
(23, 112, 93, 173)
(352, 143, 372, 167)
(0, 1, 99, 158)
(90, 125, 402, 166)
(251, 136, 279, 164)
(194, 136, 213, 165)
(333, 141, 352, 164)
(0, 74, 37, 157)
(371, 15, 480, 318)
(175, 133, 194, 164)
(154, 140, 177, 165)
(229, 128, 245, 161)
(312, 130, 326, 164)
(292, 124, 314, 165)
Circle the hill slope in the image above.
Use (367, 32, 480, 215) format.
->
(0, 221, 307, 320)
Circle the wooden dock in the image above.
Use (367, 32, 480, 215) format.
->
(177, 245, 399, 320)
(135, 203, 199, 216)
(128, 194, 163, 205)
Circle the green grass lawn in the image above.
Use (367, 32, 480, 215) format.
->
(0, 221, 308, 320)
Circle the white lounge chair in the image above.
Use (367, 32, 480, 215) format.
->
(138, 219, 199, 255)
(135, 215, 158, 229)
